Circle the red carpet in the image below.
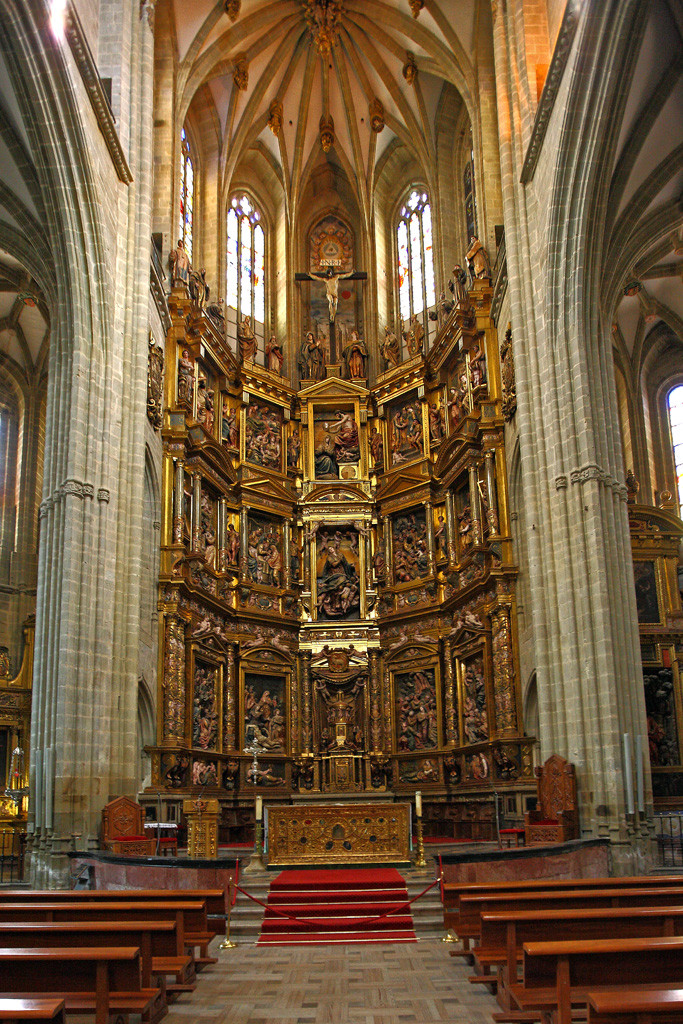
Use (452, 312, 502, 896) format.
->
(257, 867, 417, 946)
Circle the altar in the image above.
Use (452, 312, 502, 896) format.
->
(266, 802, 411, 866)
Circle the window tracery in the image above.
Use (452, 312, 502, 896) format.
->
(396, 188, 436, 340)
(179, 128, 194, 262)
(226, 193, 265, 353)
(667, 383, 683, 511)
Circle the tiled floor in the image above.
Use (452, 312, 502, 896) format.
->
(166, 938, 499, 1024)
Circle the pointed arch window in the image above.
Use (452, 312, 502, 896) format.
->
(179, 128, 194, 262)
(226, 193, 266, 351)
(396, 188, 436, 336)
(667, 384, 683, 510)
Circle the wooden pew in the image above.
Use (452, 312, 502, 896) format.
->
(0, 920, 194, 994)
(443, 875, 683, 943)
(0, 900, 216, 967)
(457, 885, 683, 949)
(2, 888, 227, 921)
(587, 986, 683, 1023)
(476, 905, 683, 1006)
(0, 1000, 65, 1023)
(0, 947, 160, 1024)
(506, 936, 683, 1024)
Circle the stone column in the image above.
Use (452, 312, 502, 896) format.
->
(442, 636, 458, 747)
(484, 452, 499, 535)
(301, 652, 312, 754)
(369, 650, 382, 753)
(223, 641, 237, 752)
(173, 459, 184, 544)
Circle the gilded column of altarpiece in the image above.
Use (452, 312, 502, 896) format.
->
(146, 277, 533, 841)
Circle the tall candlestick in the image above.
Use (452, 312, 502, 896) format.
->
(256, 796, 263, 821)
(415, 790, 422, 817)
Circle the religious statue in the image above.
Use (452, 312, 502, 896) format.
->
(189, 267, 209, 310)
(267, 99, 283, 136)
(237, 315, 258, 363)
(381, 324, 401, 369)
(369, 427, 384, 469)
(287, 428, 301, 470)
(169, 238, 191, 287)
(326, 410, 360, 463)
(226, 522, 240, 566)
(438, 290, 454, 318)
(221, 397, 239, 448)
(177, 348, 195, 406)
(469, 338, 487, 388)
(196, 378, 214, 433)
(244, 680, 286, 751)
(342, 331, 368, 379)
(428, 402, 445, 442)
(403, 314, 424, 356)
(266, 335, 284, 374)
(206, 297, 225, 333)
(308, 266, 354, 323)
(314, 433, 339, 478)
(450, 263, 469, 305)
(466, 236, 491, 280)
(435, 514, 447, 555)
(317, 537, 360, 620)
(298, 331, 326, 380)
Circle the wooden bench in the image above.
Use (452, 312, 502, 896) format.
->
(0, 920, 194, 994)
(0, 1000, 65, 1023)
(456, 885, 683, 948)
(506, 937, 683, 1024)
(476, 905, 683, 1006)
(4, 888, 227, 920)
(0, 947, 160, 1024)
(587, 986, 683, 1023)
(0, 900, 217, 968)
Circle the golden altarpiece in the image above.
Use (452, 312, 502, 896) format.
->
(145, 275, 536, 843)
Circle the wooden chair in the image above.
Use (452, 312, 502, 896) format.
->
(101, 797, 155, 856)
(525, 754, 579, 845)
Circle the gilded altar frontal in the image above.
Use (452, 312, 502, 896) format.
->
(1, 0, 680, 881)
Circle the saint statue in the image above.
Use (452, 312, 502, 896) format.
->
(169, 239, 191, 287)
(466, 236, 491, 280)
(308, 266, 355, 323)
(326, 410, 360, 463)
(298, 331, 326, 381)
(450, 264, 469, 305)
(237, 315, 258, 363)
(177, 348, 194, 405)
(403, 314, 424, 356)
(317, 539, 360, 620)
(381, 324, 401, 369)
(342, 331, 368, 379)
(266, 335, 284, 374)
(189, 267, 209, 310)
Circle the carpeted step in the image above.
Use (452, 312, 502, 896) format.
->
(257, 867, 417, 946)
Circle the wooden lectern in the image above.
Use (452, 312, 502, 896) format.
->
(182, 797, 220, 858)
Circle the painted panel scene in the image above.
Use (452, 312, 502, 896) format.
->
(192, 661, 219, 751)
(392, 510, 429, 583)
(462, 654, 488, 744)
(316, 527, 361, 620)
(313, 409, 360, 479)
(396, 668, 438, 751)
(246, 514, 283, 587)
(388, 395, 423, 466)
(244, 673, 286, 752)
(634, 560, 660, 624)
(244, 398, 282, 470)
(645, 667, 680, 766)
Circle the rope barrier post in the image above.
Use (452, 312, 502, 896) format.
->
(414, 790, 427, 868)
(219, 878, 237, 950)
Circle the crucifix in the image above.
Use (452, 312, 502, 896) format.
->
(295, 266, 367, 364)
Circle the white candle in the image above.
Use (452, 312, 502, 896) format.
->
(415, 791, 422, 817)
(256, 796, 263, 821)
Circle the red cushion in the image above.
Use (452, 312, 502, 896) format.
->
(500, 828, 525, 835)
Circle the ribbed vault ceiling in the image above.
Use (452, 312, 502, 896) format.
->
(173, 0, 476, 205)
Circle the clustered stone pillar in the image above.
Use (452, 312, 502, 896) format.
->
(442, 635, 458, 746)
(223, 641, 237, 752)
(368, 649, 382, 752)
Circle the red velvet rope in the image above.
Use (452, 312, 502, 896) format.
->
(233, 875, 440, 931)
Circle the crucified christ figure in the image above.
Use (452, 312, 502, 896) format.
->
(308, 266, 355, 323)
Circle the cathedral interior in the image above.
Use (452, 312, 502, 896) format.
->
(0, 0, 681, 884)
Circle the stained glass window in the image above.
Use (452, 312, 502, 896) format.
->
(396, 188, 436, 345)
(179, 128, 194, 262)
(226, 193, 266, 354)
(464, 149, 476, 241)
(668, 385, 683, 511)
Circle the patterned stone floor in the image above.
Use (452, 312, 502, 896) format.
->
(164, 938, 499, 1024)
